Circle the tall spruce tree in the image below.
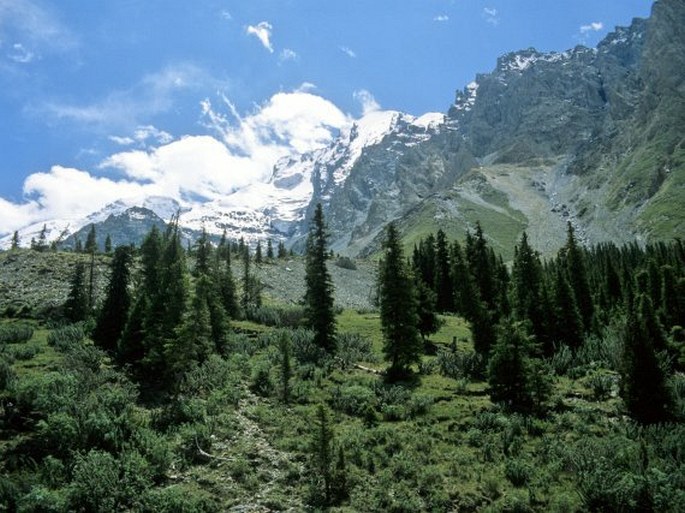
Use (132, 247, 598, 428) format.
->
(93, 246, 133, 354)
(378, 223, 422, 379)
(620, 294, 672, 424)
(552, 265, 584, 349)
(104, 234, 112, 254)
(512, 232, 548, 349)
(304, 204, 336, 352)
(10, 231, 19, 250)
(85, 224, 97, 254)
(434, 229, 454, 312)
(64, 261, 88, 322)
(562, 223, 593, 332)
(488, 319, 550, 414)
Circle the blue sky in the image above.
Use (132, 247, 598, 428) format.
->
(0, 0, 652, 234)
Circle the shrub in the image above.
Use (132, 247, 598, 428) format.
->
(0, 323, 34, 344)
(436, 348, 485, 381)
(246, 304, 306, 328)
(47, 324, 85, 352)
(504, 458, 532, 487)
(250, 358, 273, 397)
(0, 358, 15, 390)
(586, 372, 615, 401)
(336, 332, 376, 369)
(140, 485, 219, 513)
(7, 343, 40, 361)
(334, 256, 357, 270)
(330, 384, 376, 417)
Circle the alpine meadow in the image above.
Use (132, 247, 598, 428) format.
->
(1, 1, 684, 512)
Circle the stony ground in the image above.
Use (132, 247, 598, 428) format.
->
(0, 250, 378, 317)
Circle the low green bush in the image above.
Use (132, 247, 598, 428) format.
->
(0, 323, 34, 344)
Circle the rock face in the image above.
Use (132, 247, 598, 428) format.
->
(287, 0, 684, 256)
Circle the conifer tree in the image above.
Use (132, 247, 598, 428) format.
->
(167, 274, 214, 379)
(378, 222, 422, 379)
(32, 224, 49, 252)
(434, 229, 454, 312)
(85, 224, 97, 254)
(415, 278, 442, 341)
(488, 319, 550, 413)
(93, 246, 133, 354)
(278, 241, 288, 258)
(512, 232, 548, 348)
(466, 222, 497, 311)
(562, 223, 593, 331)
(266, 239, 274, 260)
(64, 261, 88, 322)
(310, 405, 334, 506)
(255, 240, 263, 264)
(620, 294, 672, 424)
(74, 238, 83, 253)
(552, 265, 584, 349)
(304, 204, 336, 352)
(217, 248, 239, 319)
(194, 228, 211, 277)
(104, 234, 112, 254)
(10, 231, 19, 250)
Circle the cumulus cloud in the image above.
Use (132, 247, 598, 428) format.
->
(580, 21, 604, 34)
(339, 46, 356, 58)
(434, 15, 449, 22)
(353, 89, 380, 116)
(0, 89, 352, 235)
(483, 7, 499, 26)
(246, 21, 274, 53)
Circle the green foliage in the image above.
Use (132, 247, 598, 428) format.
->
(46, 324, 85, 352)
(378, 223, 422, 380)
(488, 320, 552, 414)
(63, 261, 88, 323)
(436, 348, 486, 381)
(304, 203, 337, 352)
(0, 323, 34, 344)
(334, 255, 357, 270)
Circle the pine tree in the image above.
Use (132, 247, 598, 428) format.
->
(434, 229, 454, 312)
(279, 335, 292, 404)
(266, 239, 274, 260)
(310, 405, 334, 506)
(255, 240, 263, 264)
(194, 228, 211, 277)
(488, 319, 550, 413)
(85, 224, 97, 254)
(167, 275, 214, 378)
(415, 278, 442, 342)
(93, 246, 133, 354)
(10, 231, 19, 250)
(32, 224, 49, 252)
(277, 241, 288, 258)
(512, 232, 548, 349)
(552, 265, 584, 349)
(304, 204, 336, 352)
(104, 234, 112, 254)
(74, 238, 83, 253)
(217, 248, 239, 319)
(64, 261, 88, 322)
(620, 294, 672, 424)
(562, 223, 593, 332)
(378, 223, 422, 380)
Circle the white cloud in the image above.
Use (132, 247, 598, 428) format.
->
(0, 0, 76, 63)
(246, 21, 274, 53)
(434, 15, 449, 22)
(353, 89, 380, 116)
(580, 21, 604, 34)
(279, 48, 298, 63)
(339, 46, 356, 58)
(7, 43, 34, 63)
(37, 63, 224, 129)
(109, 125, 173, 147)
(0, 89, 352, 235)
(483, 7, 499, 26)
(220, 10, 232, 21)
